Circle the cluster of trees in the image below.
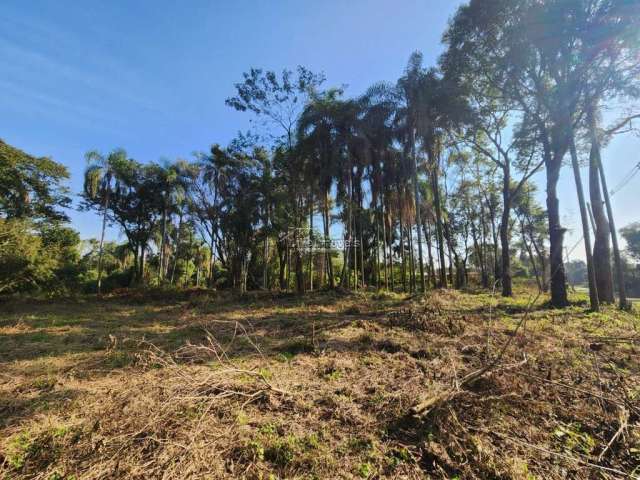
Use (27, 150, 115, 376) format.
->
(2, 0, 640, 308)
(0, 140, 83, 294)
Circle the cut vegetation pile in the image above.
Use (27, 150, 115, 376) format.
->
(1, 288, 639, 479)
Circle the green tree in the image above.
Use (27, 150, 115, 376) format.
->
(0, 139, 71, 222)
(83, 149, 127, 294)
(621, 223, 640, 263)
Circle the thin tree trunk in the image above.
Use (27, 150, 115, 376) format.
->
(569, 137, 599, 311)
(308, 195, 313, 291)
(589, 146, 614, 303)
(400, 220, 407, 293)
(375, 202, 381, 290)
(209, 237, 215, 288)
(408, 223, 416, 293)
(158, 202, 167, 285)
(358, 198, 365, 288)
(381, 199, 389, 290)
(521, 218, 542, 292)
(423, 220, 436, 288)
(96, 183, 110, 296)
(411, 134, 426, 292)
(171, 213, 183, 285)
(588, 105, 626, 308)
(500, 166, 512, 297)
(324, 190, 334, 289)
(595, 148, 628, 309)
(430, 151, 447, 288)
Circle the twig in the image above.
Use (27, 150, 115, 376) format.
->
(476, 428, 634, 478)
(598, 407, 629, 462)
(412, 291, 539, 416)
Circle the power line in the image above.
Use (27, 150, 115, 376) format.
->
(565, 161, 637, 264)
(610, 161, 640, 196)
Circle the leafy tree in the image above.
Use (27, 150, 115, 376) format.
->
(0, 139, 71, 222)
(83, 155, 162, 284)
(83, 149, 127, 294)
(566, 260, 588, 286)
(226, 66, 325, 148)
(0, 219, 81, 294)
(621, 223, 640, 263)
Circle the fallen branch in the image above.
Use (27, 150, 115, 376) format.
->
(597, 407, 629, 462)
(411, 292, 539, 417)
(411, 356, 527, 416)
(471, 427, 634, 478)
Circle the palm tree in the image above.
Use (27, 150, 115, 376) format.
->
(397, 53, 427, 292)
(152, 161, 184, 284)
(298, 88, 350, 288)
(83, 149, 126, 295)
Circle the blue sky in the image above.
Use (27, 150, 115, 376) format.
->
(2, 0, 638, 260)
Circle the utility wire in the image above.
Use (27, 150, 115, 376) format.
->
(609, 161, 640, 197)
(565, 160, 638, 263)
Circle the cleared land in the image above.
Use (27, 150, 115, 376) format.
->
(0, 288, 639, 479)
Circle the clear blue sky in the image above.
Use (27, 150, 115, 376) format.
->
(2, 0, 638, 260)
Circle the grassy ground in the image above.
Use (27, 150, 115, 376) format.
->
(0, 287, 639, 479)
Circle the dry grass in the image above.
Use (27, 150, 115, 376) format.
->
(0, 287, 639, 479)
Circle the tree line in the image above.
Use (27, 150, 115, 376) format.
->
(2, 0, 640, 308)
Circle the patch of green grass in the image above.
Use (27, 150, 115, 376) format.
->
(259, 422, 279, 435)
(385, 446, 413, 471)
(235, 410, 249, 426)
(32, 376, 56, 391)
(356, 462, 373, 478)
(5, 424, 73, 471)
(6, 431, 33, 469)
(553, 422, 596, 454)
(244, 428, 324, 472)
(324, 370, 342, 381)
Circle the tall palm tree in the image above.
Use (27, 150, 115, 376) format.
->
(83, 149, 126, 295)
(298, 88, 352, 288)
(152, 161, 183, 284)
(397, 53, 427, 292)
(358, 82, 398, 291)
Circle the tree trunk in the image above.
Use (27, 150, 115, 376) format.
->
(375, 202, 381, 290)
(589, 144, 614, 303)
(588, 107, 629, 310)
(546, 156, 569, 308)
(430, 150, 447, 288)
(381, 199, 389, 290)
(263, 222, 269, 291)
(423, 220, 436, 288)
(500, 167, 513, 297)
(278, 239, 286, 290)
(595, 147, 629, 309)
(139, 244, 146, 284)
(323, 190, 334, 289)
(209, 237, 216, 288)
(358, 198, 365, 288)
(158, 202, 167, 285)
(308, 195, 314, 291)
(489, 202, 500, 284)
(521, 218, 542, 292)
(569, 137, 599, 311)
(408, 223, 416, 293)
(171, 213, 183, 285)
(96, 183, 110, 296)
(411, 133, 426, 292)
